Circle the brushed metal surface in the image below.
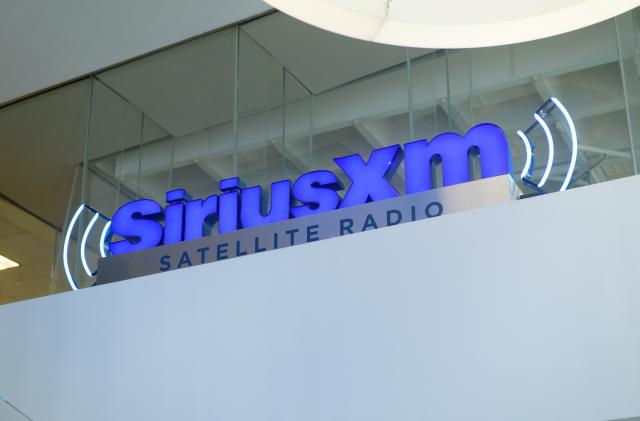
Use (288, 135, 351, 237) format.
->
(97, 175, 519, 284)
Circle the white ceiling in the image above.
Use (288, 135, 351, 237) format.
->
(98, 29, 237, 138)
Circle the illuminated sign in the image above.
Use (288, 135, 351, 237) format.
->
(63, 97, 578, 289)
(97, 174, 518, 284)
(109, 123, 510, 255)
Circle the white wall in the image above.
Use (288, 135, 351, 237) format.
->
(0, 0, 270, 105)
(1, 176, 640, 421)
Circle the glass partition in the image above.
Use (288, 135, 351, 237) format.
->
(0, 79, 91, 298)
(236, 25, 287, 187)
(614, 9, 640, 176)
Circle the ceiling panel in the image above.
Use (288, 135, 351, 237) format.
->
(98, 28, 237, 138)
(243, 13, 433, 94)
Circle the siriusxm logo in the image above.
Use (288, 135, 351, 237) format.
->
(107, 123, 510, 256)
(64, 121, 510, 289)
(63, 97, 579, 290)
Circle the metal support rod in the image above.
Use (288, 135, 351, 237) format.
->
(614, 16, 639, 175)
(75, 76, 96, 286)
(445, 50, 452, 130)
(308, 94, 315, 169)
(50, 164, 80, 292)
(520, 98, 558, 189)
(406, 48, 415, 141)
(136, 113, 145, 199)
(233, 25, 240, 178)
(281, 67, 287, 179)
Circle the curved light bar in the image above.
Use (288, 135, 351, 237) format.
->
(534, 113, 554, 188)
(80, 213, 100, 277)
(99, 220, 112, 258)
(263, 0, 640, 49)
(63, 205, 85, 291)
(551, 97, 578, 191)
(516, 130, 533, 180)
(63, 204, 111, 290)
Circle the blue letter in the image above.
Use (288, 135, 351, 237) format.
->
(197, 247, 210, 264)
(254, 236, 266, 253)
(306, 224, 320, 242)
(340, 218, 354, 235)
(217, 243, 229, 260)
(387, 209, 402, 226)
(159, 255, 171, 272)
(425, 202, 443, 218)
(335, 145, 402, 208)
(177, 251, 192, 268)
(291, 170, 343, 218)
(361, 214, 378, 231)
(240, 180, 291, 228)
(184, 195, 218, 241)
(235, 240, 247, 256)
(404, 123, 510, 194)
(164, 189, 188, 245)
(285, 228, 298, 246)
(110, 199, 163, 255)
(219, 178, 241, 234)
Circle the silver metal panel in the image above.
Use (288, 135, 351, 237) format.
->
(97, 175, 519, 284)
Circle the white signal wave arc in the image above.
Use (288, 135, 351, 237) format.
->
(99, 220, 112, 258)
(516, 130, 533, 180)
(63, 205, 85, 291)
(63, 204, 111, 291)
(518, 98, 578, 192)
(551, 97, 578, 191)
(534, 113, 554, 188)
(80, 213, 100, 277)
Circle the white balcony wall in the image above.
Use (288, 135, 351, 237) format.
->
(0, 175, 639, 421)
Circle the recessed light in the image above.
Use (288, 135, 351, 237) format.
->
(0, 255, 20, 271)
(264, 0, 640, 48)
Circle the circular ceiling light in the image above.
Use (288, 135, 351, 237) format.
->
(263, 0, 640, 48)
